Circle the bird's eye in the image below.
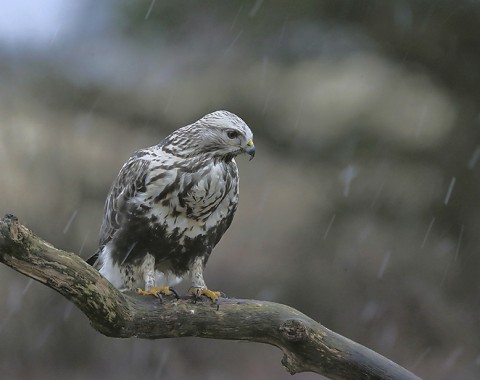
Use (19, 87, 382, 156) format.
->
(227, 130, 240, 139)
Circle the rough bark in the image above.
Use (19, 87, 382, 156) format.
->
(0, 214, 420, 380)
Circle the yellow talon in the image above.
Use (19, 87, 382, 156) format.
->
(190, 287, 222, 303)
(136, 286, 174, 298)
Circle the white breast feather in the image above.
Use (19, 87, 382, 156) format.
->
(133, 159, 237, 240)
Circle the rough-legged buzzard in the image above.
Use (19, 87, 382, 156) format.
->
(87, 110, 255, 302)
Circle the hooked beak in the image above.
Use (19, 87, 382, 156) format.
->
(245, 139, 255, 160)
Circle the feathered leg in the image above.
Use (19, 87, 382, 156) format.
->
(189, 256, 221, 302)
(136, 253, 178, 300)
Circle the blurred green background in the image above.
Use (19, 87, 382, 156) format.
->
(1, 1, 480, 379)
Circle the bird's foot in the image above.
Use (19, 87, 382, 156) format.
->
(136, 286, 179, 302)
(190, 287, 222, 303)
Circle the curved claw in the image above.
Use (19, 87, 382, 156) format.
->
(189, 287, 222, 303)
(168, 286, 180, 300)
(136, 286, 178, 303)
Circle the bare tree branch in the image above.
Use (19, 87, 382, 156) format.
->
(0, 214, 420, 380)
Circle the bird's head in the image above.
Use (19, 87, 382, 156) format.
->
(167, 110, 255, 161)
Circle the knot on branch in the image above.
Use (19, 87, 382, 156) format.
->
(1, 213, 22, 241)
(279, 318, 308, 342)
(0, 215, 422, 380)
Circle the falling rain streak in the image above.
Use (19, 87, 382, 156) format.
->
(377, 251, 391, 279)
(145, 0, 156, 20)
(249, 0, 264, 17)
(63, 209, 78, 234)
(120, 242, 138, 265)
(230, 4, 244, 30)
(468, 146, 480, 169)
(154, 348, 171, 378)
(442, 346, 464, 370)
(412, 347, 432, 370)
(63, 302, 74, 321)
(22, 278, 34, 295)
(444, 177, 456, 205)
(78, 232, 90, 258)
(0, 3, 476, 378)
(340, 165, 358, 197)
(421, 217, 435, 248)
(226, 30, 243, 52)
(34, 325, 54, 350)
(440, 241, 459, 285)
(262, 89, 273, 114)
(454, 225, 465, 261)
(323, 214, 336, 240)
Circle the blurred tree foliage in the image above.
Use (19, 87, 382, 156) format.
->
(119, 0, 480, 305)
(1, 1, 480, 379)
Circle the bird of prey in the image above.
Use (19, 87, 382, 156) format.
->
(86, 110, 255, 302)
